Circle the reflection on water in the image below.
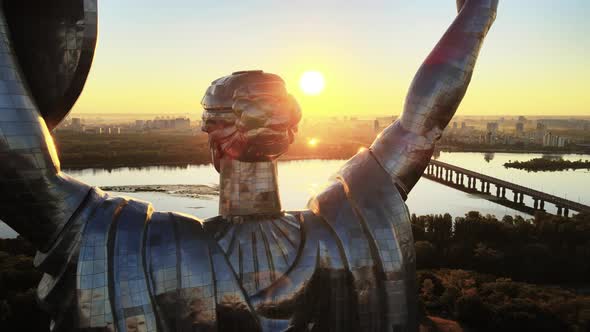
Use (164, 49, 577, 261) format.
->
(1, 152, 588, 238)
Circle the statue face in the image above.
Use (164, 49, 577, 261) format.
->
(201, 71, 301, 171)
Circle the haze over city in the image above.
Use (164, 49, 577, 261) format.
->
(73, 0, 590, 117)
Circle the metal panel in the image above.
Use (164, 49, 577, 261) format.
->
(3, 0, 98, 129)
(0, 4, 91, 250)
(111, 200, 157, 332)
(77, 196, 127, 331)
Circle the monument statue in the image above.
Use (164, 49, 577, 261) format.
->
(0, 0, 498, 331)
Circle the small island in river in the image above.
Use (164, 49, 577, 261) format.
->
(504, 158, 590, 172)
(100, 184, 219, 199)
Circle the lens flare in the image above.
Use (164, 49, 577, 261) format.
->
(300, 71, 325, 95)
(308, 138, 319, 147)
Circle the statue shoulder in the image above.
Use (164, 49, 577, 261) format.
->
(72, 194, 247, 331)
(146, 212, 263, 331)
(307, 149, 417, 330)
(309, 149, 409, 229)
(36, 188, 219, 331)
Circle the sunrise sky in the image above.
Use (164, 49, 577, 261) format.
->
(72, 0, 590, 117)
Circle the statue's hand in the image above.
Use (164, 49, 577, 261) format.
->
(457, 0, 466, 12)
(457, 0, 499, 14)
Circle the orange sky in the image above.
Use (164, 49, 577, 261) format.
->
(72, 1, 590, 118)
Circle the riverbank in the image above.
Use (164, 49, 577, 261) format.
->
(60, 155, 344, 170)
(60, 152, 590, 171)
(101, 184, 219, 198)
(441, 146, 590, 154)
(54, 132, 589, 170)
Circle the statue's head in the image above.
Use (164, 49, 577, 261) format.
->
(201, 70, 301, 171)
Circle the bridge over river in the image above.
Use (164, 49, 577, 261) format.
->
(425, 160, 590, 217)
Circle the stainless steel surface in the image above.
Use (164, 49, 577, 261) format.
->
(36, 188, 106, 331)
(0, 1, 95, 250)
(3, 0, 98, 130)
(201, 70, 301, 171)
(371, 0, 498, 196)
(76, 194, 124, 331)
(216, 214, 301, 296)
(308, 150, 417, 331)
(218, 158, 282, 217)
(0, 1, 499, 331)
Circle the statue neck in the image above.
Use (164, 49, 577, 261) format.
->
(218, 158, 282, 219)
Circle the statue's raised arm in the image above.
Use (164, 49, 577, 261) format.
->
(306, 1, 498, 330)
(371, 0, 498, 197)
(0, 0, 97, 250)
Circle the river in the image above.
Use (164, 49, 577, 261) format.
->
(1, 152, 588, 238)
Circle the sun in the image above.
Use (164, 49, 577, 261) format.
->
(307, 138, 319, 147)
(299, 71, 325, 95)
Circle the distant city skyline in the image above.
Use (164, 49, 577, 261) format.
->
(71, 1, 589, 117)
(66, 112, 590, 121)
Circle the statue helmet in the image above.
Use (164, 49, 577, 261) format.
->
(201, 70, 301, 171)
